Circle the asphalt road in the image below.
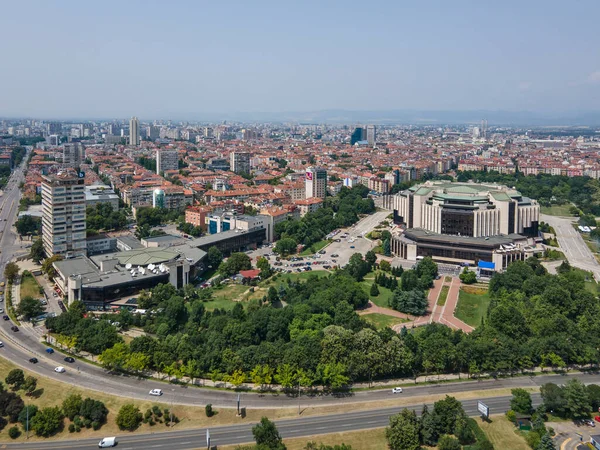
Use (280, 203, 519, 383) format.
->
(3, 393, 541, 449)
(541, 213, 600, 280)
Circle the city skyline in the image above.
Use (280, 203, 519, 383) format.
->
(1, 0, 599, 119)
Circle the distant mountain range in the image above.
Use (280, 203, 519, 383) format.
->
(188, 109, 600, 127)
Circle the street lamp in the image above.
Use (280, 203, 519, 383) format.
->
(170, 389, 175, 426)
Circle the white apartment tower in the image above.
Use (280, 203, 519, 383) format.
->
(129, 116, 140, 146)
(230, 152, 251, 174)
(305, 167, 327, 199)
(62, 143, 84, 168)
(42, 170, 87, 258)
(156, 149, 179, 174)
(366, 125, 376, 147)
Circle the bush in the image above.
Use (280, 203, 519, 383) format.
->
(30, 406, 64, 437)
(438, 435, 461, 450)
(84, 418, 91, 428)
(205, 404, 214, 417)
(75, 425, 81, 432)
(477, 441, 494, 450)
(152, 405, 162, 417)
(68, 423, 75, 433)
(506, 410, 516, 423)
(116, 404, 142, 431)
(92, 421, 100, 430)
(144, 409, 152, 420)
(8, 426, 20, 439)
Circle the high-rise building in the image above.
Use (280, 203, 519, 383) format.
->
(146, 125, 159, 140)
(156, 149, 179, 174)
(129, 116, 140, 146)
(230, 152, 251, 174)
(62, 143, 84, 168)
(46, 122, 62, 135)
(41, 170, 87, 258)
(305, 167, 327, 199)
(350, 127, 366, 145)
(366, 125, 376, 147)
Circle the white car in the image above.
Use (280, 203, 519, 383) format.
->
(0, 341, 4, 347)
(149, 388, 163, 396)
(54, 366, 66, 373)
(392, 387, 403, 394)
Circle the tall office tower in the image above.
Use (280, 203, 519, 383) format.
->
(147, 125, 160, 140)
(350, 126, 366, 145)
(481, 119, 488, 139)
(305, 167, 327, 199)
(129, 117, 140, 146)
(156, 149, 179, 174)
(62, 143, 84, 168)
(230, 152, 251, 174)
(46, 122, 62, 135)
(366, 125, 376, 147)
(41, 170, 87, 258)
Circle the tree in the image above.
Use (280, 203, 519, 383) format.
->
(256, 256, 272, 278)
(587, 384, 600, 411)
(79, 398, 108, 424)
(206, 246, 223, 268)
(370, 283, 380, 297)
(459, 268, 477, 284)
(275, 364, 297, 390)
(4, 262, 19, 284)
(274, 238, 297, 256)
(389, 289, 428, 315)
(18, 405, 38, 426)
(124, 352, 150, 375)
(346, 253, 370, 282)
(17, 296, 44, 320)
(5, 369, 25, 391)
(510, 388, 533, 414)
(15, 215, 41, 236)
(22, 376, 37, 396)
(386, 409, 420, 450)
(219, 252, 252, 277)
(99, 342, 130, 372)
(42, 255, 63, 279)
(540, 383, 565, 415)
(252, 416, 286, 450)
(116, 404, 142, 431)
(438, 435, 461, 450)
(379, 260, 391, 272)
(29, 239, 44, 262)
(30, 406, 64, 437)
(365, 251, 377, 268)
(383, 238, 391, 256)
(537, 433, 557, 450)
(62, 394, 83, 420)
(563, 379, 590, 418)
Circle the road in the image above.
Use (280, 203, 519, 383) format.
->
(541, 214, 600, 280)
(3, 393, 541, 449)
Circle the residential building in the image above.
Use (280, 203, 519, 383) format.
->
(294, 197, 323, 216)
(85, 184, 119, 210)
(41, 170, 87, 258)
(62, 143, 84, 168)
(156, 149, 178, 174)
(129, 116, 140, 146)
(305, 166, 327, 199)
(230, 152, 251, 174)
(185, 205, 212, 229)
(366, 125, 376, 147)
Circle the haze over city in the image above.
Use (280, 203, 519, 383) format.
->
(1, 0, 600, 120)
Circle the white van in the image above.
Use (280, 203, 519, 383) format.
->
(98, 437, 117, 448)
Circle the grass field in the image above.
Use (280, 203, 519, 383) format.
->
(299, 240, 330, 256)
(362, 313, 408, 330)
(361, 281, 395, 308)
(455, 288, 491, 328)
(478, 415, 530, 450)
(437, 285, 449, 306)
(540, 204, 575, 216)
(20, 272, 42, 300)
(570, 267, 599, 295)
(220, 427, 388, 450)
(201, 284, 250, 310)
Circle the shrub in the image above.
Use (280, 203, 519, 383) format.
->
(92, 421, 100, 430)
(144, 409, 152, 420)
(152, 405, 162, 417)
(438, 435, 461, 450)
(116, 404, 142, 431)
(83, 418, 92, 428)
(68, 424, 75, 433)
(8, 426, 20, 439)
(506, 410, 516, 423)
(75, 425, 81, 432)
(205, 404, 214, 417)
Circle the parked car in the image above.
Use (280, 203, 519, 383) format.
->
(350, 245, 355, 249)
(392, 387, 403, 394)
(29, 358, 38, 364)
(149, 389, 163, 396)
(45, 348, 54, 354)
(64, 357, 75, 363)
(10, 326, 18, 332)
(2, 315, 8, 321)
(54, 366, 66, 373)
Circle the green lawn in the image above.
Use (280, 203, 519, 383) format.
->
(540, 204, 574, 216)
(362, 313, 408, 330)
(455, 288, 491, 328)
(360, 281, 395, 308)
(437, 285, 449, 306)
(20, 272, 41, 300)
(299, 240, 330, 256)
(570, 267, 599, 295)
(202, 284, 250, 310)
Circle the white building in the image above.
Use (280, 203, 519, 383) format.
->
(305, 167, 327, 199)
(366, 125, 376, 147)
(230, 152, 251, 174)
(156, 149, 179, 174)
(129, 117, 140, 146)
(85, 185, 120, 210)
(42, 170, 87, 258)
(62, 143, 84, 168)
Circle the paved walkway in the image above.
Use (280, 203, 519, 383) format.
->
(358, 300, 412, 320)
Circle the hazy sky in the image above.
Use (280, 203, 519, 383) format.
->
(1, 0, 599, 118)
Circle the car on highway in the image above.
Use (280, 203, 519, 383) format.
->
(10, 326, 18, 332)
(0, 308, 4, 314)
(0, 341, 3, 348)
(45, 348, 54, 354)
(149, 388, 163, 396)
(29, 358, 38, 364)
(64, 357, 75, 363)
(98, 437, 117, 448)
(392, 387, 403, 394)
(54, 366, 66, 373)
(350, 245, 355, 249)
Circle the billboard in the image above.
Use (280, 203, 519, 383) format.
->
(477, 401, 489, 418)
(305, 171, 313, 181)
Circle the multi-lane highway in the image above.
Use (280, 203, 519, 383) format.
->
(3, 393, 542, 449)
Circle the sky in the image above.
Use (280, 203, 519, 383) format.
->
(1, 0, 599, 119)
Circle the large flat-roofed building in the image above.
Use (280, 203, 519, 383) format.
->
(42, 170, 87, 258)
(156, 149, 179, 174)
(386, 181, 541, 270)
(189, 227, 266, 256)
(85, 184, 120, 210)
